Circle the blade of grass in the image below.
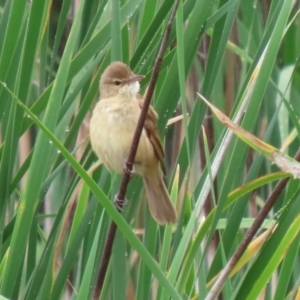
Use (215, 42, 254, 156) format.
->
(0, 1, 86, 295)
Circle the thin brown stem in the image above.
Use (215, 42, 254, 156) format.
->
(205, 149, 300, 300)
(93, 1, 180, 299)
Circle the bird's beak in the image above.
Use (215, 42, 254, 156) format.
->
(126, 75, 145, 84)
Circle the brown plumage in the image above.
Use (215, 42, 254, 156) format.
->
(89, 62, 177, 224)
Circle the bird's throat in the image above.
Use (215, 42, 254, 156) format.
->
(118, 81, 140, 99)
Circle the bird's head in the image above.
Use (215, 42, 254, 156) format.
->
(100, 61, 144, 98)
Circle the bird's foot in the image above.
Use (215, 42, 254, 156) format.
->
(123, 160, 135, 179)
(114, 195, 129, 211)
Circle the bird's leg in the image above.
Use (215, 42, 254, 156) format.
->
(114, 194, 129, 211)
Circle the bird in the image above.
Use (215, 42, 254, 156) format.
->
(89, 61, 177, 225)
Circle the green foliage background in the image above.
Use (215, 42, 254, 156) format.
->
(0, 0, 299, 299)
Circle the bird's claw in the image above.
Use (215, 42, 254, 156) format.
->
(123, 160, 134, 178)
(114, 195, 129, 211)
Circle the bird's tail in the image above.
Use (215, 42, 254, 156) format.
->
(143, 172, 177, 225)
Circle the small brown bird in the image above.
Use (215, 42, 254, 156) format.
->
(89, 62, 177, 224)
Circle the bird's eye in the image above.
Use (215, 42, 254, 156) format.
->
(114, 80, 121, 86)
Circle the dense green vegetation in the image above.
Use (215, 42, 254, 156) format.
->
(0, 0, 299, 299)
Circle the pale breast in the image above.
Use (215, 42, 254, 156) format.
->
(90, 96, 155, 174)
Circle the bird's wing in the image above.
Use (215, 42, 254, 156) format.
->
(138, 97, 167, 176)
